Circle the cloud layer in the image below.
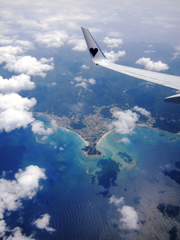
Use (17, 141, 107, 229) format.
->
(35, 31, 68, 48)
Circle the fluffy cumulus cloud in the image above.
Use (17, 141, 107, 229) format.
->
(68, 39, 87, 51)
(0, 93, 36, 132)
(0, 45, 24, 58)
(35, 31, 68, 48)
(108, 110, 139, 134)
(172, 46, 180, 59)
(133, 106, 151, 117)
(75, 82, 88, 89)
(135, 57, 169, 72)
(109, 195, 139, 230)
(0, 165, 46, 237)
(31, 120, 58, 135)
(0, 35, 14, 46)
(33, 213, 56, 232)
(81, 64, 89, 69)
(0, 220, 6, 238)
(118, 206, 139, 230)
(5, 227, 35, 240)
(4, 56, 54, 77)
(0, 35, 54, 134)
(103, 37, 123, 48)
(0, 74, 35, 94)
(109, 196, 124, 206)
(104, 51, 126, 63)
(74, 76, 96, 89)
(14, 40, 34, 51)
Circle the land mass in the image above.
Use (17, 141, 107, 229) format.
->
(35, 106, 154, 157)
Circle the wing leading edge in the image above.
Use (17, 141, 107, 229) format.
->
(81, 27, 180, 103)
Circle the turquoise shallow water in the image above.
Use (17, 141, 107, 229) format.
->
(1, 118, 180, 240)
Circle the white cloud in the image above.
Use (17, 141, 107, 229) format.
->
(66, 22, 79, 30)
(135, 57, 169, 71)
(103, 37, 123, 48)
(51, 82, 57, 86)
(14, 40, 34, 51)
(31, 120, 58, 135)
(109, 195, 139, 230)
(4, 227, 35, 240)
(172, 52, 180, 60)
(144, 50, 155, 53)
(15, 165, 46, 196)
(118, 206, 139, 230)
(41, 136, 48, 141)
(118, 137, 130, 144)
(108, 110, 139, 134)
(4, 56, 54, 77)
(68, 39, 87, 51)
(74, 76, 83, 82)
(104, 51, 126, 63)
(74, 76, 96, 88)
(0, 93, 36, 112)
(0, 93, 36, 132)
(0, 109, 34, 132)
(88, 78, 96, 84)
(33, 213, 56, 232)
(35, 31, 69, 48)
(76, 82, 88, 89)
(0, 220, 6, 238)
(40, 57, 54, 64)
(0, 74, 35, 94)
(0, 45, 24, 57)
(81, 65, 89, 69)
(0, 165, 46, 220)
(0, 35, 14, 46)
(133, 106, 151, 117)
(108, 31, 121, 37)
(109, 196, 124, 206)
(89, 28, 102, 33)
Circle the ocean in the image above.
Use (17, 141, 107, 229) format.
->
(1, 117, 180, 240)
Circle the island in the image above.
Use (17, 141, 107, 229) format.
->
(35, 105, 154, 158)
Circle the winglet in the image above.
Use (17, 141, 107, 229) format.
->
(165, 93, 180, 103)
(81, 27, 109, 65)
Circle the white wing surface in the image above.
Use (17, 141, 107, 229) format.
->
(81, 27, 180, 103)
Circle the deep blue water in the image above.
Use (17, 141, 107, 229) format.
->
(1, 119, 180, 240)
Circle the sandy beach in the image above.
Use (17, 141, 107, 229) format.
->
(66, 128, 89, 146)
(96, 130, 114, 146)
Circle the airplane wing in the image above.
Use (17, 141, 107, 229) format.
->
(81, 27, 180, 103)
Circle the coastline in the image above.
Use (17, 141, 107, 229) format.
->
(66, 128, 89, 147)
(96, 130, 114, 146)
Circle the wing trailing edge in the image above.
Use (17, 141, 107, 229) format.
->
(81, 27, 180, 103)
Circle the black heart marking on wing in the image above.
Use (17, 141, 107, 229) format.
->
(90, 48, 98, 57)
